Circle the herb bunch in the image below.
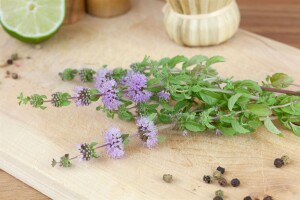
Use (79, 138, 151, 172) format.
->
(18, 55, 300, 167)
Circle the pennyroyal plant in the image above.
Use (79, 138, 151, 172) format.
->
(18, 55, 300, 167)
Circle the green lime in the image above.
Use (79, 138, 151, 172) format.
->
(0, 0, 65, 43)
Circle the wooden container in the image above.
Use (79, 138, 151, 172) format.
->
(86, 0, 131, 18)
(167, 0, 232, 14)
(163, 0, 240, 47)
(64, 0, 85, 24)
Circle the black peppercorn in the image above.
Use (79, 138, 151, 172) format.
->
(281, 155, 291, 165)
(274, 158, 284, 168)
(231, 178, 240, 187)
(163, 174, 173, 183)
(217, 166, 225, 174)
(213, 170, 222, 179)
(7, 59, 13, 65)
(218, 177, 227, 187)
(11, 73, 18, 79)
(11, 53, 18, 61)
(213, 196, 223, 200)
(263, 195, 273, 200)
(244, 196, 252, 200)
(215, 190, 224, 197)
(203, 175, 212, 184)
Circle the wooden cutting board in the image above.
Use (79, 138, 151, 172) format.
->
(1, 0, 300, 199)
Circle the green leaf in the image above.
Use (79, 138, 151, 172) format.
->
(270, 73, 293, 88)
(185, 121, 206, 132)
(174, 100, 190, 112)
(198, 90, 221, 105)
(121, 134, 130, 145)
(89, 88, 100, 101)
(206, 56, 225, 66)
(290, 122, 300, 136)
(158, 57, 171, 66)
(191, 85, 201, 92)
(231, 121, 250, 134)
(217, 126, 236, 136)
(148, 113, 157, 121)
(160, 101, 174, 112)
(183, 55, 208, 69)
(96, 106, 102, 111)
(158, 114, 172, 123)
(228, 93, 242, 111)
(234, 80, 262, 94)
(264, 117, 283, 136)
(246, 104, 272, 117)
(168, 55, 188, 69)
(118, 109, 133, 121)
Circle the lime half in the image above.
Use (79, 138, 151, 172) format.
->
(0, 0, 65, 43)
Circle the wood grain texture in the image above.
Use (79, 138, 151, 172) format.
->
(238, 0, 300, 48)
(0, 0, 300, 199)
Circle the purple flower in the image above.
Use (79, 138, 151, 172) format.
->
(99, 79, 122, 110)
(104, 128, 125, 159)
(73, 86, 91, 106)
(120, 70, 134, 85)
(216, 129, 222, 136)
(76, 143, 92, 161)
(124, 72, 152, 103)
(95, 68, 111, 90)
(136, 117, 158, 148)
(182, 130, 188, 137)
(158, 90, 170, 101)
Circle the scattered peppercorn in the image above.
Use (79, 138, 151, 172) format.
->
(217, 166, 225, 174)
(244, 196, 252, 200)
(218, 177, 227, 187)
(215, 189, 224, 197)
(213, 196, 223, 200)
(263, 195, 273, 200)
(163, 174, 173, 183)
(7, 59, 13, 65)
(274, 158, 284, 168)
(27, 56, 31, 59)
(203, 175, 212, 184)
(213, 170, 222, 179)
(231, 178, 240, 187)
(11, 53, 18, 61)
(12, 73, 18, 79)
(281, 155, 291, 165)
(6, 70, 10, 75)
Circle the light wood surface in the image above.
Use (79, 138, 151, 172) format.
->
(1, 0, 300, 199)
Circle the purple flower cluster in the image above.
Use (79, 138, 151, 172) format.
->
(99, 79, 122, 110)
(76, 143, 92, 161)
(136, 117, 158, 148)
(158, 90, 170, 101)
(123, 72, 152, 103)
(104, 128, 125, 159)
(94, 68, 122, 110)
(95, 68, 112, 90)
(73, 86, 91, 106)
